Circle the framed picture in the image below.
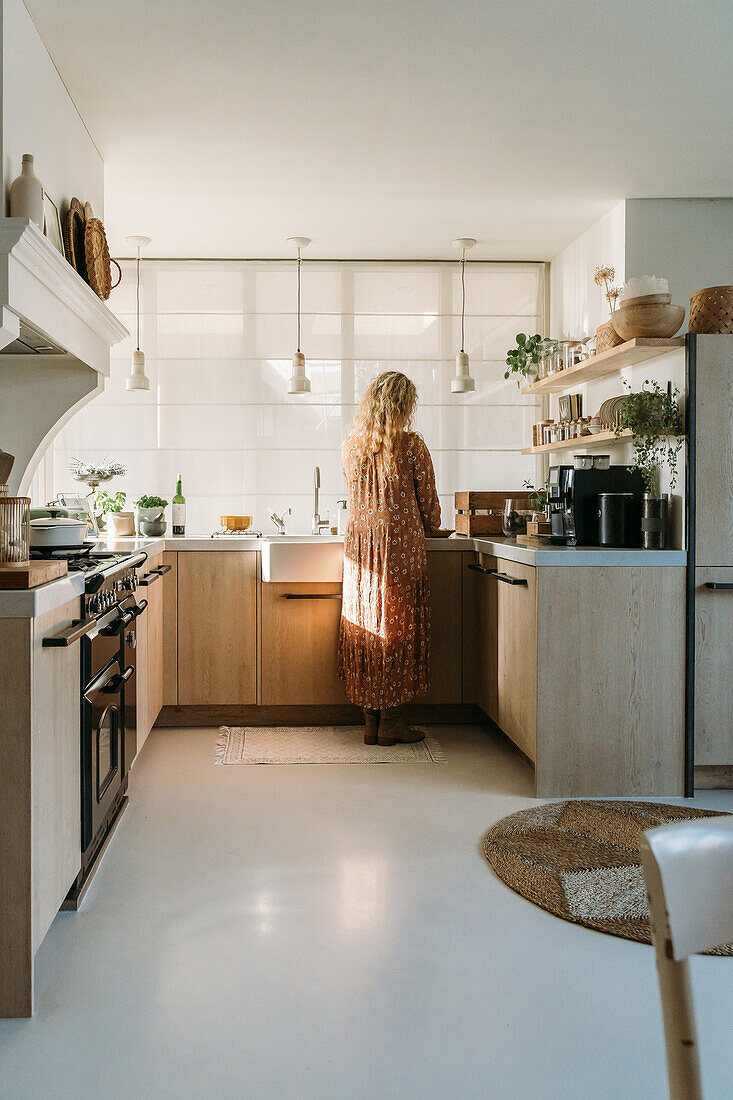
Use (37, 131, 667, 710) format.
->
(42, 191, 64, 253)
(558, 394, 571, 422)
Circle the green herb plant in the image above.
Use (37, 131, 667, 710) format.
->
(615, 379, 685, 494)
(95, 490, 126, 514)
(504, 333, 543, 386)
(134, 495, 169, 509)
(522, 478, 548, 514)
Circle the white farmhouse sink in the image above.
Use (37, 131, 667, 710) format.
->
(261, 537, 344, 583)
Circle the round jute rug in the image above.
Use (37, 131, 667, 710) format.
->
(482, 800, 733, 955)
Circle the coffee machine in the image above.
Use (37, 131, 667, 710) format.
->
(548, 464, 646, 546)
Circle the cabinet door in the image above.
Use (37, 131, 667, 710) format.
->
(148, 558, 164, 726)
(695, 335, 733, 566)
(162, 551, 178, 706)
(261, 582, 347, 705)
(495, 558, 537, 762)
(477, 557, 499, 722)
(416, 552, 462, 704)
(695, 567, 733, 765)
(177, 552, 258, 705)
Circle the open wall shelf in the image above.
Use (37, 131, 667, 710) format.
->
(522, 429, 633, 456)
(520, 337, 685, 395)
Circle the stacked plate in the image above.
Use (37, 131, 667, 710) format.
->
(596, 395, 626, 431)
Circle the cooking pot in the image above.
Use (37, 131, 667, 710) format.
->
(30, 516, 88, 548)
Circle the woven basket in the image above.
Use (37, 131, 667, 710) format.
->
(595, 318, 624, 353)
(84, 218, 121, 300)
(689, 285, 733, 334)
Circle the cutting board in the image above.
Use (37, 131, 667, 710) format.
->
(0, 559, 68, 589)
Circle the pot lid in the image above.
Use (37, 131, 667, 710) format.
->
(30, 517, 87, 528)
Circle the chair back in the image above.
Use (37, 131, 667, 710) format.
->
(640, 816, 733, 959)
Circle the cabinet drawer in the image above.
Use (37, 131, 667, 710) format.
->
(261, 582, 347, 705)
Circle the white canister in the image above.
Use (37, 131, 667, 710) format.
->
(10, 155, 44, 228)
(336, 499, 348, 536)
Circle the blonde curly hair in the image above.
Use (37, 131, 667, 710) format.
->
(344, 371, 418, 467)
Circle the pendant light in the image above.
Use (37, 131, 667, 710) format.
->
(125, 234, 152, 391)
(287, 236, 311, 394)
(451, 237, 476, 394)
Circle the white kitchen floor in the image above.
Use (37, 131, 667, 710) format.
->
(0, 725, 731, 1100)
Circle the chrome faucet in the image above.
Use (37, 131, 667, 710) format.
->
(312, 466, 330, 534)
(271, 508, 290, 535)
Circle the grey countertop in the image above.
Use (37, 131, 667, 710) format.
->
(0, 533, 686, 618)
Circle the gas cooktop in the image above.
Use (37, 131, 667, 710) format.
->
(30, 546, 146, 579)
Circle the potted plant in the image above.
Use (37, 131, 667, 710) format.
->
(504, 333, 543, 386)
(134, 495, 169, 536)
(615, 380, 685, 548)
(522, 478, 549, 518)
(95, 490, 134, 536)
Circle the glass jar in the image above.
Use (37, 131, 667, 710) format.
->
(562, 340, 581, 371)
(542, 340, 559, 375)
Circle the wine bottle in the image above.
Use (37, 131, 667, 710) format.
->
(172, 475, 186, 536)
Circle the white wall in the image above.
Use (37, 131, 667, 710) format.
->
(625, 198, 733, 325)
(1, 0, 103, 217)
(549, 201, 625, 340)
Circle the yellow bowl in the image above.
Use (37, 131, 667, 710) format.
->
(220, 514, 252, 532)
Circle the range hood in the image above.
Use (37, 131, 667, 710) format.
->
(0, 218, 128, 495)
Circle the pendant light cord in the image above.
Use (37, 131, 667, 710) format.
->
(460, 248, 466, 353)
(136, 249, 141, 351)
(296, 247, 302, 353)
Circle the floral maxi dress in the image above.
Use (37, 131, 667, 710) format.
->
(337, 431, 442, 708)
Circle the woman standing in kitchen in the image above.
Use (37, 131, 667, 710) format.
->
(338, 370, 449, 745)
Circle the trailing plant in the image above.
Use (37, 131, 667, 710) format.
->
(593, 265, 622, 318)
(615, 379, 684, 494)
(504, 333, 543, 385)
(95, 490, 127, 514)
(134, 495, 169, 509)
(522, 478, 548, 513)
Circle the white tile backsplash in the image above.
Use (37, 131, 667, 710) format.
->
(48, 260, 546, 533)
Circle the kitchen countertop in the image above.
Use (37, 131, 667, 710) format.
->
(0, 533, 687, 618)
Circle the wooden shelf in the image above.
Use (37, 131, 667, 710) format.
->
(520, 337, 685, 395)
(522, 429, 633, 455)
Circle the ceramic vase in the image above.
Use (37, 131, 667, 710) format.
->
(10, 155, 44, 228)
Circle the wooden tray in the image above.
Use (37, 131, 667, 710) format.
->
(0, 559, 67, 589)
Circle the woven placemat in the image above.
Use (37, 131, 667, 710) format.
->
(483, 800, 732, 954)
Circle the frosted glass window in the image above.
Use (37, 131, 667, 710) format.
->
(47, 259, 545, 535)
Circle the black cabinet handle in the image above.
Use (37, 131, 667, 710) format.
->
(283, 593, 342, 600)
(151, 564, 172, 576)
(489, 571, 528, 586)
(42, 617, 96, 647)
(705, 582, 733, 590)
(138, 571, 161, 586)
(467, 563, 528, 586)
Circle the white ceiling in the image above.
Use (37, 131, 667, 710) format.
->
(26, 0, 733, 261)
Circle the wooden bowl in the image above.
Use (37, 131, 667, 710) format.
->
(619, 292, 671, 309)
(612, 302, 685, 340)
(220, 514, 253, 532)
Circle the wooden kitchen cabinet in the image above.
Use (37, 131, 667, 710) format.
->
(467, 554, 536, 758)
(177, 551, 258, 705)
(260, 581, 347, 705)
(416, 551, 463, 704)
(136, 552, 165, 751)
(694, 567, 733, 767)
(161, 551, 177, 705)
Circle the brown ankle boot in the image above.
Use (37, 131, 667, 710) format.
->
(363, 708, 380, 745)
(377, 707, 425, 745)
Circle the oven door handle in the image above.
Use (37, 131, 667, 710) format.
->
(84, 662, 122, 699)
(101, 665, 134, 693)
(131, 598, 148, 616)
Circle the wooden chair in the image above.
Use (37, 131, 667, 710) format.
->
(640, 816, 733, 1100)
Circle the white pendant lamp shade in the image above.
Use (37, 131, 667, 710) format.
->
(451, 237, 476, 394)
(126, 234, 152, 392)
(287, 236, 311, 394)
